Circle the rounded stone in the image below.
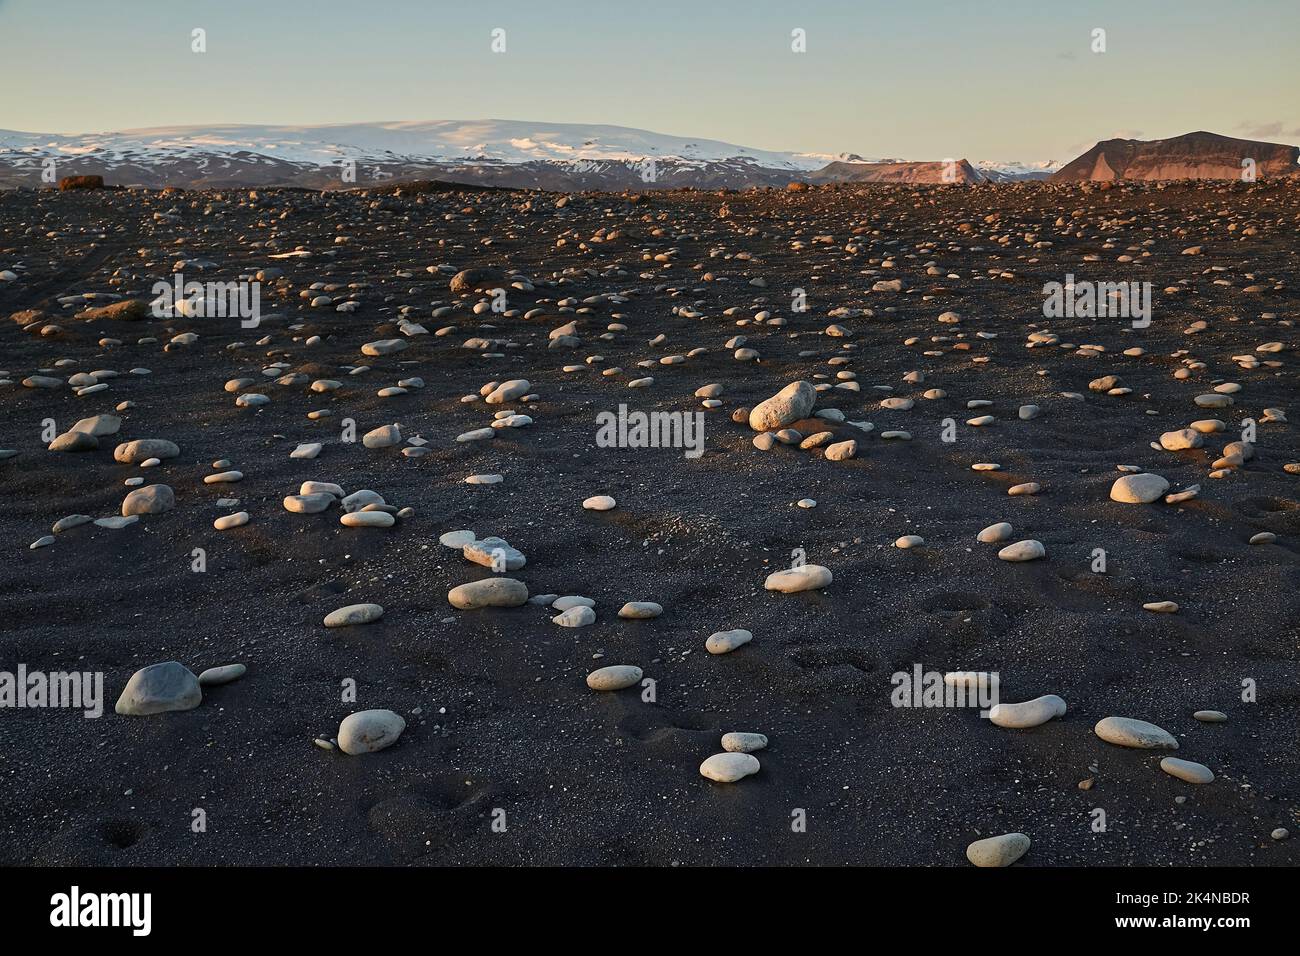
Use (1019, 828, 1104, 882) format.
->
(301, 481, 344, 498)
(1160, 757, 1214, 785)
(338, 709, 406, 755)
(114, 662, 202, 716)
(1110, 473, 1170, 504)
(361, 339, 408, 357)
(764, 565, 832, 593)
(553, 605, 597, 627)
(824, 439, 857, 461)
(121, 484, 175, 516)
(618, 601, 663, 619)
(69, 414, 121, 437)
(966, 833, 1030, 868)
(1160, 429, 1203, 451)
(113, 439, 180, 464)
(988, 694, 1067, 729)
(340, 511, 395, 528)
(749, 381, 816, 431)
(978, 522, 1013, 543)
(214, 511, 250, 530)
(721, 732, 768, 753)
(1143, 600, 1179, 613)
(586, 665, 643, 691)
(700, 752, 761, 783)
(998, 539, 1045, 562)
(49, 431, 99, 452)
(362, 424, 402, 449)
(324, 603, 384, 628)
(706, 629, 753, 654)
(486, 378, 530, 404)
(203, 470, 243, 484)
(448, 578, 529, 610)
(338, 494, 382, 515)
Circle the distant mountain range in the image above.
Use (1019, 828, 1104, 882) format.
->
(0, 120, 1293, 191)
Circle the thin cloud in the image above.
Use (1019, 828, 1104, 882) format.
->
(1236, 120, 1285, 138)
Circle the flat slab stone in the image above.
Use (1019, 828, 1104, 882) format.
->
(198, 664, 246, 686)
(1094, 716, 1179, 749)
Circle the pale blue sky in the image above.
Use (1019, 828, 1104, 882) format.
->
(2, 0, 1296, 162)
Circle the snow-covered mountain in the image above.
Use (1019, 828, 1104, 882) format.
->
(975, 160, 1060, 182)
(0, 119, 831, 170)
(0, 119, 1057, 190)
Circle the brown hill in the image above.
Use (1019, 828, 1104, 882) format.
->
(1052, 131, 1299, 182)
(808, 159, 984, 184)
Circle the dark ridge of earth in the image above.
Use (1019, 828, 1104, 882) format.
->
(0, 179, 1297, 866)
